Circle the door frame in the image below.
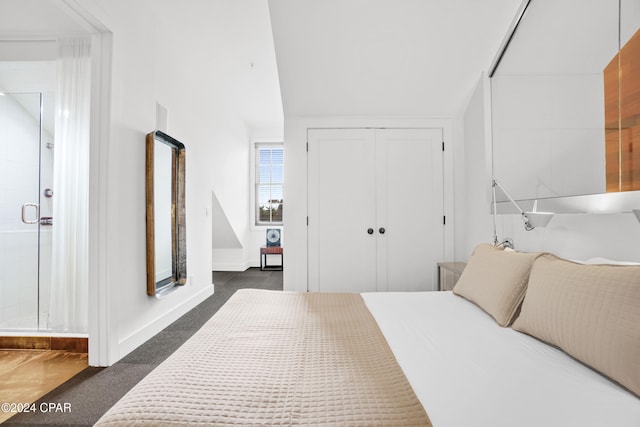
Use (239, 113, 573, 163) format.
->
(62, 3, 115, 367)
(0, 1, 113, 365)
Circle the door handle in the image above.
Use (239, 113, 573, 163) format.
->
(379, 227, 386, 234)
(21, 203, 40, 224)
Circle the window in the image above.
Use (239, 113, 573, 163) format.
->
(255, 143, 283, 225)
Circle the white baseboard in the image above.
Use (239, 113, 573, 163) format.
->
(117, 285, 214, 362)
(212, 261, 250, 272)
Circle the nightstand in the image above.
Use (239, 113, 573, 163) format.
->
(260, 246, 283, 271)
(437, 262, 466, 291)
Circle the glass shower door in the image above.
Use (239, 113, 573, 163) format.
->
(0, 93, 44, 330)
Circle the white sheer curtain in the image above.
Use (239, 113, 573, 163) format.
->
(48, 38, 91, 332)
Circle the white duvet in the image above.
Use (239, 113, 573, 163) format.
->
(363, 291, 640, 427)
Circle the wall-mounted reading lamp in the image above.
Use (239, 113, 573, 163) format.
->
(492, 179, 554, 246)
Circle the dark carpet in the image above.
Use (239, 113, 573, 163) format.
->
(4, 268, 282, 427)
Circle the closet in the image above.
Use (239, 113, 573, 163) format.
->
(308, 128, 444, 292)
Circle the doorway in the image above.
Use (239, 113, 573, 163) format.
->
(0, 38, 93, 336)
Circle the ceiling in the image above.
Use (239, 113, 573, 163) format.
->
(268, 0, 522, 117)
(151, 0, 284, 136)
(0, 0, 284, 137)
(0, 0, 524, 133)
(0, 0, 92, 37)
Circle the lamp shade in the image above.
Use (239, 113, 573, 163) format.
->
(525, 212, 554, 228)
(633, 210, 640, 224)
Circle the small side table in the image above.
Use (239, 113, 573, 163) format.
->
(260, 246, 283, 271)
(437, 262, 466, 291)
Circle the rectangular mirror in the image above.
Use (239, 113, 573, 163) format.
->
(490, 0, 640, 206)
(146, 130, 186, 296)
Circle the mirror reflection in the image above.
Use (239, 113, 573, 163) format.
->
(612, 0, 640, 192)
(146, 130, 186, 296)
(154, 140, 173, 286)
(491, 0, 640, 202)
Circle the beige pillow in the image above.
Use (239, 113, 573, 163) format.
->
(453, 244, 542, 326)
(512, 254, 640, 397)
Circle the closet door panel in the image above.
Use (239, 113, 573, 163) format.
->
(375, 129, 444, 291)
(308, 129, 377, 292)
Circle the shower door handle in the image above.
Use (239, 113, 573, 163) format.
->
(21, 203, 40, 224)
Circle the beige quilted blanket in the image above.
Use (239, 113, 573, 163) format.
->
(95, 289, 431, 426)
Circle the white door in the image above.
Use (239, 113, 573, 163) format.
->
(308, 129, 377, 292)
(375, 129, 443, 291)
(308, 128, 444, 292)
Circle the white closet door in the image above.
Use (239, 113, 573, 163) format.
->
(375, 129, 444, 291)
(308, 129, 377, 292)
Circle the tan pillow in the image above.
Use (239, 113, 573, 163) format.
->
(512, 254, 640, 397)
(453, 244, 542, 326)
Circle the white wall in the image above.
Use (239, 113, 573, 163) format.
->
(283, 116, 455, 292)
(497, 213, 640, 262)
(460, 75, 640, 264)
(75, 0, 212, 363)
(78, 0, 284, 364)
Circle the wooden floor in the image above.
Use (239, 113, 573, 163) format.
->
(0, 349, 88, 423)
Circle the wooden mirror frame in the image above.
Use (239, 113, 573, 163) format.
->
(146, 130, 187, 296)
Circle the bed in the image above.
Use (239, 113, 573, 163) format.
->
(96, 245, 640, 426)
